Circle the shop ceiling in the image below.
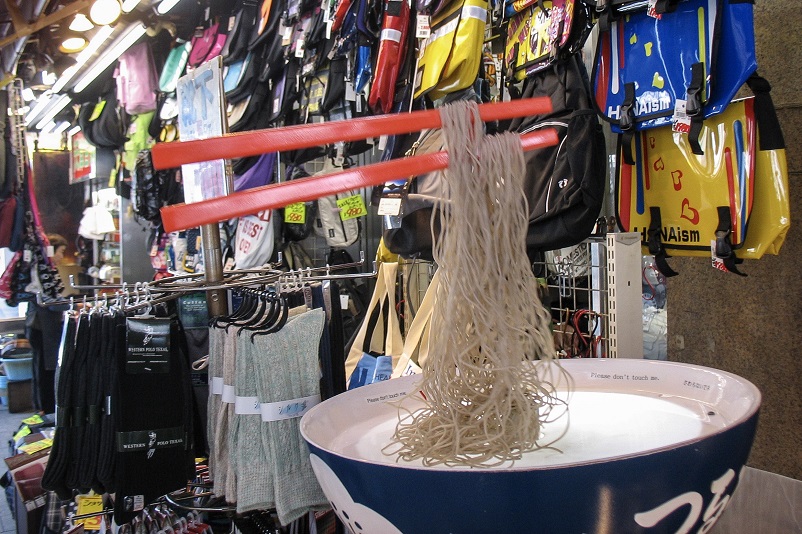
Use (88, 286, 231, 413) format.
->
(1, 0, 206, 133)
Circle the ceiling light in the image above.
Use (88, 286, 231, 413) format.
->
(35, 94, 72, 131)
(53, 121, 72, 135)
(40, 121, 57, 134)
(21, 88, 34, 101)
(59, 36, 88, 54)
(68, 125, 81, 136)
(89, 0, 122, 26)
(51, 25, 114, 93)
(70, 14, 94, 32)
(74, 23, 147, 93)
(122, 0, 141, 12)
(156, 0, 181, 15)
(25, 93, 53, 126)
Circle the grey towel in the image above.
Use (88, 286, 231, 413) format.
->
(206, 327, 223, 487)
(213, 328, 238, 500)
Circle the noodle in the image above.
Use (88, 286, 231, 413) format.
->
(386, 100, 570, 467)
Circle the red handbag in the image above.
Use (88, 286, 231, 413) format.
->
(369, 0, 410, 114)
(188, 22, 223, 67)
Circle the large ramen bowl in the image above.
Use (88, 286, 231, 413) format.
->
(300, 359, 761, 534)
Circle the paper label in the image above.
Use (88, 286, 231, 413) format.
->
(340, 294, 349, 310)
(75, 495, 104, 530)
(260, 394, 320, 421)
(672, 99, 691, 133)
(295, 39, 306, 58)
(211, 376, 224, 395)
(18, 438, 53, 455)
(22, 414, 44, 426)
(377, 197, 402, 216)
(222, 384, 236, 403)
(46, 246, 54, 258)
(284, 202, 306, 224)
(711, 241, 729, 273)
(234, 396, 261, 415)
(13, 426, 31, 441)
(345, 81, 356, 102)
(23, 249, 31, 262)
(228, 16, 236, 31)
(126, 318, 171, 374)
(337, 195, 367, 220)
(89, 101, 106, 122)
(416, 14, 431, 38)
(282, 25, 293, 46)
(647, 0, 662, 19)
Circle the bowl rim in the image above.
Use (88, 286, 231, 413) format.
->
(300, 359, 762, 472)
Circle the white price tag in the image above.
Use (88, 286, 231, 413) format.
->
(46, 245, 54, 257)
(378, 135, 388, 151)
(23, 249, 31, 262)
(377, 197, 403, 216)
(295, 39, 306, 58)
(340, 294, 350, 310)
(345, 81, 357, 101)
(672, 99, 691, 134)
(416, 14, 431, 39)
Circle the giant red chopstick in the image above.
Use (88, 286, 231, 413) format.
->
(159, 129, 559, 232)
(150, 97, 553, 170)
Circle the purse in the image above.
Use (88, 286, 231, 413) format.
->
(592, 0, 757, 161)
(159, 42, 191, 93)
(344, 262, 403, 387)
(413, 0, 488, 101)
(504, 0, 593, 82)
(615, 94, 788, 276)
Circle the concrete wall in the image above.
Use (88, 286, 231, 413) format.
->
(667, 2, 802, 480)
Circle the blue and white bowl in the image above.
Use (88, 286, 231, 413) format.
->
(300, 359, 760, 534)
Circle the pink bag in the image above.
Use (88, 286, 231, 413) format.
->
(116, 42, 158, 115)
(188, 22, 225, 67)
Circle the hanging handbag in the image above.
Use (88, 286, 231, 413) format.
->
(159, 42, 191, 93)
(615, 91, 788, 276)
(391, 269, 440, 378)
(592, 0, 757, 161)
(504, 0, 593, 82)
(344, 262, 403, 387)
(368, 0, 410, 114)
(413, 0, 488, 101)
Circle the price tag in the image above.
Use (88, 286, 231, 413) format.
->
(295, 39, 306, 58)
(672, 99, 691, 134)
(46, 245, 54, 258)
(337, 194, 368, 220)
(12, 426, 30, 441)
(23, 249, 31, 262)
(89, 101, 106, 121)
(22, 414, 44, 426)
(345, 81, 356, 102)
(340, 294, 349, 310)
(377, 197, 402, 216)
(647, 0, 662, 19)
(284, 202, 306, 224)
(282, 25, 294, 46)
(19, 438, 53, 455)
(75, 494, 104, 530)
(228, 15, 236, 31)
(416, 14, 431, 39)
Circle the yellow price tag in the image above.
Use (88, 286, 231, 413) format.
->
(18, 438, 53, 455)
(13, 426, 31, 441)
(284, 203, 306, 224)
(89, 101, 106, 122)
(76, 494, 104, 530)
(337, 195, 367, 221)
(21, 415, 44, 425)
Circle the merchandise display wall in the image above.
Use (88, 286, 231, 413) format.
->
(669, 1, 802, 481)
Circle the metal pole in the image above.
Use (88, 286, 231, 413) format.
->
(201, 223, 228, 318)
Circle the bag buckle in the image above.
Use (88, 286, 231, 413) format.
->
(714, 229, 732, 259)
(619, 101, 635, 130)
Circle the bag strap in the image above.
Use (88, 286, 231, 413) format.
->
(647, 207, 679, 278)
(746, 73, 785, 151)
(391, 269, 440, 378)
(714, 206, 746, 276)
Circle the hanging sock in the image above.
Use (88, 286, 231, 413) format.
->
(254, 308, 328, 525)
(206, 326, 224, 490)
(96, 311, 125, 493)
(212, 329, 238, 501)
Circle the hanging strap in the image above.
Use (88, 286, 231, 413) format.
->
(647, 207, 679, 277)
(686, 62, 706, 155)
(746, 73, 785, 151)
(391, 269, 440, 378)
(619, 82, 637, 165)
(714, 206, 747, 276)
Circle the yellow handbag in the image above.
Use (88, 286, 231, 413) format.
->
(616, 96, 789, 275)
(414, 0, 488, 100)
